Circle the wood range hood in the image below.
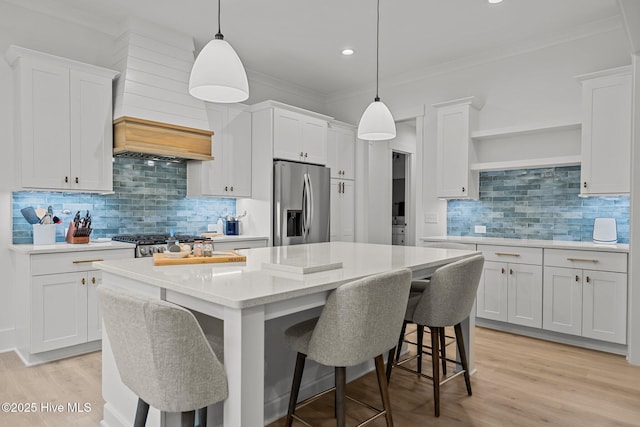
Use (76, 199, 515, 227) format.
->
(113, 116, 214, 162)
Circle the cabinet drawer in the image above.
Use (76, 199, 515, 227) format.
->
(31, 249, 134, 276)
(392, 226, 405, 235)
(477, 245, 542, 265)
(544, 249, 627, 273)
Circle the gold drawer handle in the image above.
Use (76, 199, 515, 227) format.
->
(495, 252, 521, 257)
(72, 259, 104, 264)
(566, 258, 599, 263)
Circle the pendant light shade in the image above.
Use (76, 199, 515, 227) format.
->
(357, 0, 395, 140)
(189, 0, 249, 103)
(358, 98, 396, 140)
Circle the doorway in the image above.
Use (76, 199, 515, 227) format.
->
(392, 151, 409, 245)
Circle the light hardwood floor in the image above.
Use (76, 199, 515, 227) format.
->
(1, 327, 639, 426)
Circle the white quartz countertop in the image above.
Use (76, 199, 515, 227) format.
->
(93, 242, 479, 309)
(208, 235, 268, 242)
(10, 241, 136, 254)
(421, 236, 629, 253)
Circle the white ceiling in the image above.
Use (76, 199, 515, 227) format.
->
(8, 0, 623, 98)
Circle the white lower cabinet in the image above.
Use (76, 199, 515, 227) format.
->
(543, 249, 627, 345)
(14, 247, 134, 362)
(213, 238, 268, 251)
(476, 245, 543, 328)
(330, 179, 355, 242)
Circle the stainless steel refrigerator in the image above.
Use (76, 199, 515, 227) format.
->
(273, 160, 330, 246)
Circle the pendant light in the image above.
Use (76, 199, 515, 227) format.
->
(189, 0, 249, 103)
(357, 0, 396, 140)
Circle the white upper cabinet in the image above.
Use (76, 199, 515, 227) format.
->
(187, 103, 252, 198)
(433, 97, 482, 199)
(327, 123, 356, 180)
(577, 66, 632, 196)
(273, 107, 328, 165)
(6, 46, 118, 192)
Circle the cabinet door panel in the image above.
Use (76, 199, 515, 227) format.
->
(476, 261, 508, 322)
(340, 181, 355, 242)
(70, 70, 113, 191)
(21, 59, 71, 189)
(508, 264, 542, 328)
(302, 118, 327, 165)
(543, 267, 582, 336)
(227, 109, 252, 197)
(337, 128, 355, 179)
(582, 270, 627, 344)
(273, 109, 303, 161)
(32, 272, 87, 353)
(329, 180, 340, 241)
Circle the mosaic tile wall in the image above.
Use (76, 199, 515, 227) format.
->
(447, 166, 630, 243)
(12, 158, 236, 244)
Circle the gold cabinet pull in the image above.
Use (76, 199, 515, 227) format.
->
(75, 177, 79, 184)
(495, 252, 521, 257)
(575, 275, 580, 282)
(72, 259, 104, 264)
(509, 269, 513, 275)
(91, 277, 96, 285)
(586, 276, 591, 283)
(501, 267, 505, 274)
(567, 258, 599, 263)
(81, 277, 86, 285)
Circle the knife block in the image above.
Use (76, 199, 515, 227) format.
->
(65, 221, 90, 244)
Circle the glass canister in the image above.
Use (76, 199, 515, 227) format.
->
(193, 240, 204, 257)
(203, 241, 213, 257)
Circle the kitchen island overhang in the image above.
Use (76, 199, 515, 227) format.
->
(94, 242, 480, 427)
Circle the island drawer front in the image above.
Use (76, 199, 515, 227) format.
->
(213, 239, 268, 251)
(31, 249, 135, 276)
(477, 245, 542, 265)
(544, 249, 627, 273)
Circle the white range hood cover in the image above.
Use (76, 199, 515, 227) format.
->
(112, 18, 210, 132)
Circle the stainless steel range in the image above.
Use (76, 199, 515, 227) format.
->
(112, 234, 212, 258)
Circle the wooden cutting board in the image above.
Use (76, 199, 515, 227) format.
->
(153, 250, 246, 266)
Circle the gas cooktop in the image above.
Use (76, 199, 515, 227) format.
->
(112, 234, 211, 257)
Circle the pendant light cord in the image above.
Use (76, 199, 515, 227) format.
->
(215, 0, 224, 40)
(375, 0, 380, 101)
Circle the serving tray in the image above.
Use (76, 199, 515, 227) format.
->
(153, 250, 246, 266)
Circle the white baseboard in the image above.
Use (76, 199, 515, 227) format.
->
(0, 327, 14, 352)
(15, 341, 102, 366)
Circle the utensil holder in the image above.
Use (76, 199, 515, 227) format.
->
(33, 224, 56, 245)
(65, 221, 90, 244)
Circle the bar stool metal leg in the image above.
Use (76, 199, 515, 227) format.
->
(196, 407, 207, 427)
(134, 398, 150, 427)
(375, 354, 394, 427)
(431, 328, 441, 417)
(335, 367, 347, 427)
(181, 410, 195, 427)
(394, 320, 407, 362)
(386, 347, 395, 382)
(455, 323, 473, 396)
(286, 352, 306, 427)
(416, 325, 424, 375)
(440, 327, 447, 375)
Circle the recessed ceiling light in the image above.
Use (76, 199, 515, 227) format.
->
(488, 0, 503, 3)
(341, 48, 355, 56)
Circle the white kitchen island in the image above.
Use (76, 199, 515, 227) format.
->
(94, 242, 479, 427)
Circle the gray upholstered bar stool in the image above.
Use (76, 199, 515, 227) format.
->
(399, 242, 478, 376)
(284, 268, 412, 427)
(98, 287, 228, 427)
(388, 255, 484, 417)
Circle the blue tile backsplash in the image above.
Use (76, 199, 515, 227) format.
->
(447, 166, 629, 243)
(12, 158, 236, 244)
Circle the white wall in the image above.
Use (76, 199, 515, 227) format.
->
(0, 1, 326, 352)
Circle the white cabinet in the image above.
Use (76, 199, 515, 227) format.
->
(327, 124, 356, 180)
(212, 238, 268, 251)
(392, 225, 405, 246)
(476, 245, 543, 328)
(188, 104, 252, 198)
(330, 179, 355, 242)
(6, 46, 118, 192)
(433, 97, 482, 199)
(273, 108, 328, 165)
(543, 249, 627, 344)
(577, 66, 632, 196)
(13, 247, 134, 363)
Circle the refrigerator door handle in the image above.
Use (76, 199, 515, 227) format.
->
(307, 173, 314, 238)
(301, 173, 308, 242)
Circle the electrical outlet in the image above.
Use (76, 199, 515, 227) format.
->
(474, 225, 486, 234)
(424, 212, 438, 223)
